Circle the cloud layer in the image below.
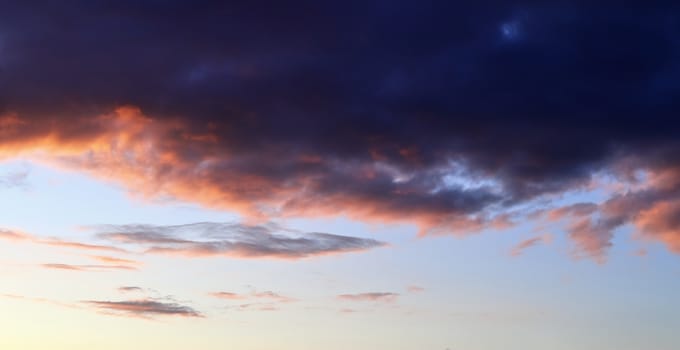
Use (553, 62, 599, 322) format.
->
(1, 2, 680, 260)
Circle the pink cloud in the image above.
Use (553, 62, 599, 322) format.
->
(337, 292, 399, 302)
(509, 234, 552, 257)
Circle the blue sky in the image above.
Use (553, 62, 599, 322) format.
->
(2, 159, 679, 350)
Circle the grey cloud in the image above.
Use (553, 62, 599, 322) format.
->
(82, 299, 203, 318)
(94, 222, 386, 259)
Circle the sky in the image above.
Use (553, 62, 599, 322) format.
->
(1, 2, 680, 349)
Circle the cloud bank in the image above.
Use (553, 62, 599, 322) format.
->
(1, 2, 680, 260)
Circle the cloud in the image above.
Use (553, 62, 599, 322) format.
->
(230, 303, 281, 312)
(209, 292, 247, 300)
(339, 308, 357, 314)
(210, 287, 296, 312)
(546, 203, 599, 221)
(1, 222, 381, 263)
(118, 286, 145, 293)
(0, 228, 29, 241)
(1, 293, 79, 310)
(90, 255, 140, 265)
(210, 289, 295, 303)
(0, 2, 680, 258)
(250, 291, 297, 303)
(531, 166, 680, 262)
(407, 285, 425, 293)
(41, 263, 137, 271)
(82, 299, 203, 318)
(0, 227, 129, 253)
(209, 289, 298, 311)
(0, 169, 29, 189)
(94, 222, 386, 259)
(337, 292, 399, 302)
(40, 239, 128, 253)
(509, 235, 552, 257)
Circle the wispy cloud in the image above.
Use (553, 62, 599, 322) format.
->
(337, 292, 399, 302)
(0, 228, 29, 241)
(1, 293, 79, 310)
(407, 285, 425, 293)
(82, 299, 203, 318)
(509, 234, 552, 257)
(90, 255, 140, 265)
(94, 222, 386, 259)
(209, 292, 247, 300)
(41, 263, 137, 271)
(210, 287, 296, 312)
(210, 290, 295, 303)
(40, 239, 128, 253)
(0, 169, 29, 189)
(0, 228, 130, 255)
(250, 291, 296, 303)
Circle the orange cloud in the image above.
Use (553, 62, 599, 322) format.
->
(0, 228, 30, 241)
(90, 255, 141, 265)
(0, 107, 510, 236)
(40, 239, 128, 253)
(5, 106, 680, 261)
(634, 199, 680, 253)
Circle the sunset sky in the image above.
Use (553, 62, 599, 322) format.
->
(1, 2, 680, 349)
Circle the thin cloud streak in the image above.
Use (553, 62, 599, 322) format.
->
(407, 285, 425, 293)
(509, 235, 552, 257)
(42, 263, 137, 271)
(90, 255, 140, 265)
(337, 292, 399, 302)
(82, 299, 203, 318)
(95, 222, 386, 259)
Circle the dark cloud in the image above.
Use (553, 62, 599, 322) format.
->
(82, 299, 202, 318)
(118, 286, 145, 293)
(94, 222, 386, 259)
(1, 2, 680, 253)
